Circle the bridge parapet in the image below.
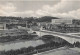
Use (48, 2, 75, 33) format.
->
(35, 30, 80, 44)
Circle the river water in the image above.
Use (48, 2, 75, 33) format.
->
(0, 40, 44, 51)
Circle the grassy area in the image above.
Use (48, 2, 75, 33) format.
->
(38, 48, 80, 55)
(0, 34, 38, 43)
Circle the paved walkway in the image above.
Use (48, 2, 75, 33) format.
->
(39, 30, 80, 39)
(35, 47, 80, 55)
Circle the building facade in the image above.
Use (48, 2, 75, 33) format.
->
(52, 19, 73, 24)
(0, 22, 6, 30)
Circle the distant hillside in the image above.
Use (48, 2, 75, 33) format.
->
(35, 16, 59, 22)
(0, 16, 59, 23)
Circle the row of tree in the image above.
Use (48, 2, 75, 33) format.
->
(0, 40, 72, 55)
(0, 34, 38, 43)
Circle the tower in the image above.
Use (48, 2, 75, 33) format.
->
(3, 23, 6, 30)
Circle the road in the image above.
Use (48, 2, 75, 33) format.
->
(39, 30, 80, 39)
(36, 47, 80, 55)
(35, 30, 80, 43)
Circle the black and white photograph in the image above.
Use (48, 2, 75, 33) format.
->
(0, 0, 80, 55)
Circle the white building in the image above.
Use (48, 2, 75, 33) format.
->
(52, 19, 73, 24)
(0, 22, 6, 30)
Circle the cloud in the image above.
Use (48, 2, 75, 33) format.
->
(0, 3, 16, 16)
(52, 0, 80, 13)
(0, 0, 80, 19)
(0, 3, 34, 17)
(35, 0, 80, 19)
(68, 9, 80, 19)
(12, 10, 34, 17)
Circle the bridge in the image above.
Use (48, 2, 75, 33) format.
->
(34, 30, 80, 44)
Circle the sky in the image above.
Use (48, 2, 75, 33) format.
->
(0, 0, 80, 19)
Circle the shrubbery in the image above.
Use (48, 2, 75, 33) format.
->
(0, 34, 38, 43)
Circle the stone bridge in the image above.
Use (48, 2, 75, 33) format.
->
(34, 30, 80, 44)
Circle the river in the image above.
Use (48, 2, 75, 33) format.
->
(0, 40, 44, 51)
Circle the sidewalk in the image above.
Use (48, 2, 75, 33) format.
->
(70, 47, 80, 52)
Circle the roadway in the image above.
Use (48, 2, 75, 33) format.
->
(38, 30, 80, 39)
(35, 30, 80, 43)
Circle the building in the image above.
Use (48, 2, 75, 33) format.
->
(6, 21, 27, 29)
(52, 19, 73, 24)
(72, 19, 80, 25)
(0, 22, 7, 30)
(37, 22, 51, 27)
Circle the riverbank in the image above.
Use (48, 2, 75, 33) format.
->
(36, 47, 80, 55)
(0, 34, 38, 43)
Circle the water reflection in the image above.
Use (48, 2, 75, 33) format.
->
(0, 40, 44, 51)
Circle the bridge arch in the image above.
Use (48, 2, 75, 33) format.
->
(35, 31, 80, 44)
(41, 35, 70, 44)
